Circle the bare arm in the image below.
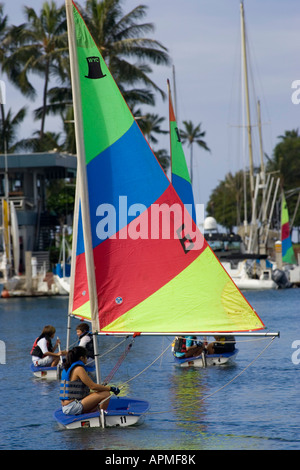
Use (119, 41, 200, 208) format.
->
(73, 367, 111, 393)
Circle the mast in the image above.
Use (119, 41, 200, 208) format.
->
(240, 1, 254, 206)
(65, 0, 101, 382)
(257, 99, 267, 253)
(240, 1, 257, 252)
(172, 65, 178, 122)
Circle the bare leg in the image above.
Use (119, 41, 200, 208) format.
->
(51, 357, 60, 366)
(81, 391, 111, 412)
(184, 345, 204, 358)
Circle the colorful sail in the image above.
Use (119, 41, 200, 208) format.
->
(68, 1, 265, 334)
(281, 192, 296, 264)
(168, 80, 196, 223)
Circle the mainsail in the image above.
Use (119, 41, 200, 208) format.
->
(281, 192, 296, 264)
(67, 0, 265, 335)
(168, 80, 196, 223)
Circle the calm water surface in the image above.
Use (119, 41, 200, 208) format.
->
(0, 289, 299, 450)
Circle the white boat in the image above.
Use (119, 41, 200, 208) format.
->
(173, 349, 239, 368)
(31, 362, 95, 381)
(31, 363, 61, 381)
(222, 260, 276, 290)
(53, 0, 279, 430)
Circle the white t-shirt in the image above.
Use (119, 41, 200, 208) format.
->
(32, 337, 50, 362)
(78, 335, 91, 348)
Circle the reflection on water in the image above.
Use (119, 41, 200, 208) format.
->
(1, 290, 300, 449)
(169, 368, 208, 431)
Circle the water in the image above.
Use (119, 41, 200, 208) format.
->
(0, 289, 299, 450)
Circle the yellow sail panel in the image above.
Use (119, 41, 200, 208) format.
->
(71, 300, 92, 321)
(102, 247, 265, 333)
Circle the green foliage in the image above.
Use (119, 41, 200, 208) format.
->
(206, 170, 251, 231)
(46, 179, 75, 226)
(0, 0, 171, 154)
(266, 129, 300, 227)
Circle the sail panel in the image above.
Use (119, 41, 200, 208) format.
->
(74, 4, 134, 164)
(103, 247, 265, 333)
(169, 86, 196, 223)
(93, 184, 204, 330)
(86, 121, 169, 249)
(171, 174, 196, 222)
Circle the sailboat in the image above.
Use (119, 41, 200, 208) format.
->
(54, 0, 278, 429)
(271, 190, 299, 288)
(281, 192, 296, 265)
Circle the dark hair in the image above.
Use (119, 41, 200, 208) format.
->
(41, 325, 56, 337)
(76, 322, 90, 333)
(64, 346, 87, 370)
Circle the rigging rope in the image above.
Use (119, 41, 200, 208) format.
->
(102, 338, 135, 385)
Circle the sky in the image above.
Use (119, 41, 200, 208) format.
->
(2, 0, 300, 218)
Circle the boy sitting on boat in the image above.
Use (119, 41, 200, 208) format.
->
(76, 322, 95, 364)
(206, 336, 236, 354)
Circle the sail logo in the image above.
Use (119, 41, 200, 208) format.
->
(0, 340, 6, 364)
(85, 56, 106, 79)
(291, 340, 300, 365)
(95, 196, 205, 250)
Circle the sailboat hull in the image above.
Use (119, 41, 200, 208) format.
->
(54, 396, 150, 429)
(173, 349, 238, 368)
(31, 363, 95, 380)
(31, 364, 61, 380)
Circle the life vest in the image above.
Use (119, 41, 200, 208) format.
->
(173, 337, 187, 354)
(59, 360, 90, 401)
(30, 335, 53, 358)
(78, 331, 95, 359)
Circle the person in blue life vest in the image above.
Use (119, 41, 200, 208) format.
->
(60, 346, 120, 415)
(173, 335, 205, 358)
(76, 322, 95, 364)
(31, 325, 66, 367)
(206, 335, 236, 354)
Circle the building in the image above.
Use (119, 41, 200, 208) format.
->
(0, 151, 77, 274)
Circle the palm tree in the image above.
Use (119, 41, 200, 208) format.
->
(137, 112, 169, 171)
(0, 106, 27, 153)
(180, 120, 210, 184)
(138, 112, 168, 146)
(80, 0, 170, 105)
(2, 1, 67, 140)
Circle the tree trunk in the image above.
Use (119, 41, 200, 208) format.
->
(40, 59, 50, 139)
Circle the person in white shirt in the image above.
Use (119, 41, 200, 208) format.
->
(76, 323, 95, 365)
(31, 325, 66, 367)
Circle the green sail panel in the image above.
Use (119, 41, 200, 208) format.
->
(73, 5, 134, 164)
